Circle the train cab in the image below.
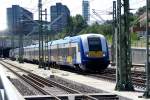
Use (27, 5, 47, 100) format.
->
(79, 34, 110, 71)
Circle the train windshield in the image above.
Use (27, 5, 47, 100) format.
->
(88, 37, 102, 51)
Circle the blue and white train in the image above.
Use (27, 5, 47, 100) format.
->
(9, 33, 110, 72)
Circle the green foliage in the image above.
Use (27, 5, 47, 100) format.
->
(66, 14, 87, 36)
(65, 17, 74, 35)
(105, 35, 112, 45)
(51, 11, 140, 46)
(131, 32, 139, 40)
(78, 23, 112, 36)
(129, 13, 138, 25)
(136, 6, 146, 16)
(130, 32, 146, 47)
(131, 32, 139, 44)
(53, 14, 88, 39)
(53, 16, 113, 42)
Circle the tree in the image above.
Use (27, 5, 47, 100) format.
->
(136, 6, 146, 16)
(65, 17, 74, 35)
(73, 15, 87, 33)
(78, 22, 113, 35)
(65, 15, 87, 36)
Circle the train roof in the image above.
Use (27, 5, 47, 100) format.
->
(79, 33, 105, 39)
(22, 33, 105, 48)
(34, 44, 39, 47)
(50, 39, 66, 45)
(50, 33, 105, 45)
(24, 44, 35, 49)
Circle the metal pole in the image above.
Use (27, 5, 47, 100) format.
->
(11, 33, 14, 60)
(123, 0, 134, 90)
(44, 9, 49, 70)
(143, 0, 150, 98)
(115, 0, 134, 91)
(1, 38, 3, 58)
(11, 14, 15, 60)
(115, 0, 121, 90)
(38, 0, 43, 68)
(112, 1, 117, 64)
(19, 13, 24, 63)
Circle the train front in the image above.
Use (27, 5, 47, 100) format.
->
(80, 34, 110, 71)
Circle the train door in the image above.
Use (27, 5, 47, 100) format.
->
(76, 43, 81, 64)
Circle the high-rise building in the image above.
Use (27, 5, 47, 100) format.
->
(50, 3, 70, 32)
(82, 0, 90, 23)
(7, 5, 33, 35)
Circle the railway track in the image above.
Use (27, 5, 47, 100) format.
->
(1, 60, 119, 100)
(51, 63, 146, 89)
(0, 61, 62, 100)
(88, 68, 146, 88)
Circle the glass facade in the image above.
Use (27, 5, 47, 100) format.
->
(82, 0, 90, 23)
(7, 5, 33, 35)
(50, 3, 70, 33)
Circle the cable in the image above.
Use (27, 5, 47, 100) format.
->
(130, 0, 145, 5)
(130, 0, 146, 11)
(92, 9, 105, 22)
(90, 14, 103, 24)
(18, 0, 38, 13)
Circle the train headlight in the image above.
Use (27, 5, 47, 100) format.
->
(103, 52, 106, 57)
(85, 52, 89, 57)
(86, 53, 89, 57)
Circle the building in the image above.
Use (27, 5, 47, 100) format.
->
(138, 12, 150, 27)
(82, 0, 90, 23)
(131, 12, 150, 37)
(7, 5, 33, 35)
(50, 3, 70, 32)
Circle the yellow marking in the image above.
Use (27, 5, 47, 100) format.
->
(67, 56, 72, 64)
(88, 51, 103, 57)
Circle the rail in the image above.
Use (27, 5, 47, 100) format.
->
(24, 93, 118, 100)
(0, 64, 25, 100)
(1, 60, 100, 100)
(89, 68, 146, 88)
(110, 62, 145, 67)
(0, 61, 61, 100)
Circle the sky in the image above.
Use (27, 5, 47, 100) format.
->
(0, 0, 146, 31)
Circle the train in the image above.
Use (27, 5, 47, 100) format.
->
(9, 33, 110, 72)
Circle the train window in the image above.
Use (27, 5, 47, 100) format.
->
(88, 37, 102, 51)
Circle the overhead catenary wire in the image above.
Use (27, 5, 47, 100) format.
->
(92, 9, 106, 23)
(130, 0, 146, 11)
(22, 10, 64, 39)
(90, 14, 103, 24)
